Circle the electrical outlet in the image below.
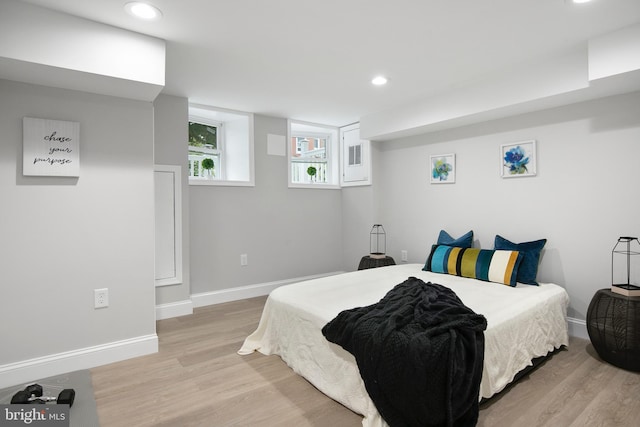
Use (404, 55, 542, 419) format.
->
(94, 288, 109, 309)
(240, 254, 248, 266)
(401, 250, 408, 262)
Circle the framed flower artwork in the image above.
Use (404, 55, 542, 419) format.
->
(500, 140, 536, 178)
(430, 154, 455, 184)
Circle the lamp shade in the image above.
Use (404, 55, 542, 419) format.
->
(611, 236, 640, 296)
(370, 224, 386, 259)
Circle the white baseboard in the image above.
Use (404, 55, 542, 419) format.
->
(191, 271, 345, 308)
(156, 299, 194, 320)
(567, 317, 588, 340)
(0, 334, 158, 389)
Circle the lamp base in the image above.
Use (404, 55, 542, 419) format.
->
(612, 284, 640, 297)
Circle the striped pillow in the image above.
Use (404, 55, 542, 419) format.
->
(423, 245, 523, 287)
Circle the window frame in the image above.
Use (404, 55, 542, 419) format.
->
(287, 119, 340, 189)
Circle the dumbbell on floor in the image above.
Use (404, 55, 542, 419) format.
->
(11, 383, 75, 407)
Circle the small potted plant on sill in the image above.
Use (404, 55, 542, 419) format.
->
(307, 166, 317, 182)
(201, 158, 214, 179)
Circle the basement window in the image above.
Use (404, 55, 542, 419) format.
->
(188, 105, 254, 186)
(288, 120, 339, 189)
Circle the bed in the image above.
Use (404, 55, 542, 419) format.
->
(238, 263, 569, 427)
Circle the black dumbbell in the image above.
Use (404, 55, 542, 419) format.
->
(25, 383, 43, 397)
(11, 383, 75, 407)
(11, 383, 42, 404)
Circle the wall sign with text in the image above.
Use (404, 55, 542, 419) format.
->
(23, 117, 80, 177)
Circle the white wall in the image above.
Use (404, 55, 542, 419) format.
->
(341, 186, 376, 270)
(360, 91, 640, 323)
(0, 79, 157, 387)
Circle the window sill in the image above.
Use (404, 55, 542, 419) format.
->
(189, 179, 255, 187)
(288, 183, 340, 190)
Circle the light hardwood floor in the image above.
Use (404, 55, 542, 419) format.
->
(91, 296, 640, 427)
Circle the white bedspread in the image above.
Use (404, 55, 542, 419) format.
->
(239, 264, 569, 427)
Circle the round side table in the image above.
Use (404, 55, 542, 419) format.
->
(586, 288, 640, 372)
(358, 255, 396, 270)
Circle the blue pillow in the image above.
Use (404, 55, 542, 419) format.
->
(494, 235, 546, 285)
(437, 230, 473, 248)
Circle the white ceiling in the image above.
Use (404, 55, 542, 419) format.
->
(19, 0, 640, 129)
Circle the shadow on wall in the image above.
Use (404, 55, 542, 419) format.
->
(538, 247, 572, 313)
(379, 91, 640, 151)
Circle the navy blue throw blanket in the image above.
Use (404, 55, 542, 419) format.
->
(322, 277, 487, 427)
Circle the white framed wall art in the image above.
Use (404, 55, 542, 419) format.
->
(23, 117, 80, 177)
(500, 140, 537, 178)
(430, 153, 456, 184)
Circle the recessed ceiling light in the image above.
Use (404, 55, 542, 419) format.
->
(124, 2, 163, 21)
(571, 0, 592, 3)
(372, 76, 388, 86)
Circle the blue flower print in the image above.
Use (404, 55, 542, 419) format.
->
(504, 146, 529, 175)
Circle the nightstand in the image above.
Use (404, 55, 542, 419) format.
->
(358, 255, 396, 270)
(586, 288, 640, 372)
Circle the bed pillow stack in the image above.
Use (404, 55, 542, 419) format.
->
(426, 230, 546, 286)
